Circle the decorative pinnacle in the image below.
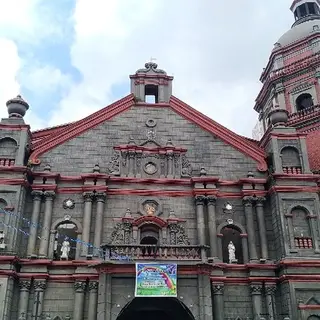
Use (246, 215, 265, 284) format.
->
(6, 94, 29, 118)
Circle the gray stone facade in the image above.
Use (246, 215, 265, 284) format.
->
(0, 61, 319, 320)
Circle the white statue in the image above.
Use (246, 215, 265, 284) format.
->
(228, 241, 236, 263)
(61, 239, 70, 260)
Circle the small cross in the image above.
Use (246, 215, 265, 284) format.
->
(150, 57, 157, 62)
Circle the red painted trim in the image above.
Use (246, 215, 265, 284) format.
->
(0, 166, 28, 173)
(210, 276, 277, 284)
(268, 186, 319, 194)
(0, 178, 28, 186)
(133, 216, 168, 228)
(271, 133, 308, 139)
(271, 173, 319, 181)
(30, 94, 136, 164)
(299, 304, 320, 310)
(279, 275, 320, 282)
(114, 145, 187, 153)
(170, 96, 267, 171)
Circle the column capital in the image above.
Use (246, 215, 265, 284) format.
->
(74, 281, 87, 293)
(34, 280, 47, 292)
(31, 191, 43, 201)
(88, 281, 99, 292)
(83, 192, 94, 202)
(19, 279, 31, 292)
(207, 196, 217, 205)
(243, 196, 254, 207)
(265, 285, 277, 295)
(250, 283, 263, 295)
(211, 283, 224, 295)
(44, 191, 55, 200)
(95, 192, 106, 203)
(195, 195, 206, 206)
(255, 197, 266, 206)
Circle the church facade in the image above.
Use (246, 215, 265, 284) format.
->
(1, 1, 320, 320)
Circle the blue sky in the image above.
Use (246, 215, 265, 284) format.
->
(0, 0, 294, 136)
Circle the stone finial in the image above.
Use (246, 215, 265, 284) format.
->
(124, 208, 132, 218)
(168, 209, 176, 219)
(128, 137, 136, 145)
(93, 164, 100, 173)
(44, 164, 51, 172)
(247, 171, 254, 178)
(6, 95, 29, 118)
(166, 139, 174, 147)
(200, 167, 207, 176)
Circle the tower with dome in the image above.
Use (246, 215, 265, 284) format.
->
(0, 2, 319, 320)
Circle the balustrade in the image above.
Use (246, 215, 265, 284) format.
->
(102, 244, 204, 260)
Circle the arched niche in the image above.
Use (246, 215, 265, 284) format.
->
(308, 316, 320, 320)
(49, 216, 83, 260)
(291, 206, 313, 249)
(296, 93, 314, 111)
(280, 146, 302, 174)
(217, 221, 248, 264)
(0, 198, 8, 226)
(115, 297, 196, 320)
(0, 137, 17, 166)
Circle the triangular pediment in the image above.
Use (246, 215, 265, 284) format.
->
(29, 94, 267, 171)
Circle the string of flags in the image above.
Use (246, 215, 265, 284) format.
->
(0, 208, 105, 257)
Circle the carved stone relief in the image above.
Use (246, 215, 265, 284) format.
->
(107, 151, 121, 175)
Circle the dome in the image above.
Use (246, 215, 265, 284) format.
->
(275, 17, 320, 48)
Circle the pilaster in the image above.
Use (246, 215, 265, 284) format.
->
(195, 195, 206, 260)
(73, 281, 87, 320)
(88, 281, 99, 320)
(243, 197, 258, 261)
(255, 197, 268, 260)
(265, 284, 277, 320)
(250, 283, 263, 319)
(32, 280, 47, 320)
(18, 280, 31, 319)
(81, 192, 94, 256)
(27, 191, 42, 257)
(93, 193, 106, 257)
(207, 196, 218, 259)
(38, 191, 55, 258)
(211, 283, 224, 320)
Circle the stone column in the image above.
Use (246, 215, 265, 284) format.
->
(240, 234, 249, 263)
(88, 281, 99, 320)
(18, 280, 31, 318)
(265, 284, 276, 320)
(128, 150, 135, 177)
(73, 281, 87, 320)
(207, 196, 218, 259)
(81, 192, 94, 256)
(93, 193, 106, 257)
(255, 197, 268, 260)
(243, 197, 258, 261)
(211, 283, 224, 320)
(27, 191, 43, 257)
(38, 191, 55, 258)
(167, 152, 174, 178)
(250, 283, 263, 320)
(308, 214, 320, 252)
(195, 195, 206, 260)
(32, 280, 47, 319)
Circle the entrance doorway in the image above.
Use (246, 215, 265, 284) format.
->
(116, 297, 195, 320)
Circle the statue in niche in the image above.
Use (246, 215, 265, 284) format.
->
(228, 241, 236, 263)
(61, 238, 71, 260)
(144, 203, 156, 216)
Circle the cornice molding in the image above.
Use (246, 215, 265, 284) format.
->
(170, 96, 267, 171)
(29, 94, 135, 164)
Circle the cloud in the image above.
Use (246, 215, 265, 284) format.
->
(48, 0, 294, 137)
(0, 38, 21, 119)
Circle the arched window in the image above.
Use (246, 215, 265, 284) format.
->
(281, 146, 302, 174)
(296, 93, 314, 111)
(292, 207, 313, 249)
(53, 222, 78, 260)
(221, 226, 244, 264)
(140, 225, 159, 257)
(0, 138, 17, 166)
